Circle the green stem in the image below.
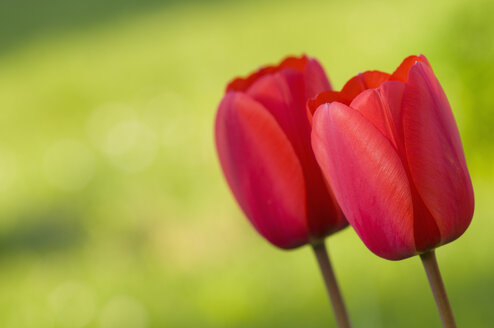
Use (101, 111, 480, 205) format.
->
(420, 250, 457, 328)
(312, 241, 352, 328)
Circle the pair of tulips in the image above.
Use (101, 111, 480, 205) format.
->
(215, 54, 474, 328)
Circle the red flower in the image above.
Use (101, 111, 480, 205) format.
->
(215, 56, 347, 249)
(311, 55, 474, 260)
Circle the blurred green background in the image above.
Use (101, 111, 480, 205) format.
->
(0, 0, 492, 327)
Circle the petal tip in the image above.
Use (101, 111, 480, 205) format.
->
(226, 55, 310, 92)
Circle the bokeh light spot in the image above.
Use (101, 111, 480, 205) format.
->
(98, 295, 148, 328)
(87, 103, 157, 173)
(49, 281, 97, 328)
(0, 149, 17, 192)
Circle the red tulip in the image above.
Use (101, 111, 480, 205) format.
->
(310, 55, 474, 260)
(215, 56, 347, 249)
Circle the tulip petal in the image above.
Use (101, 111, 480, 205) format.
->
(226, 56, 308, 92)
(215, 92, 309, 248)
(390, 54, 428, 82)
(350, 81, 406, 152)
(402, 62, 474, 244)
(312, 102, 415, 260)
(247, 72, 311, 183)
(281, 69, 348, 235)
(247, 72, 346, 236)
(303, 58, 332, 99)
(350, 81, 441, 251)
(341, 71, 391, 100)
(249, 72, 346, 236)
(307, 90, 353, 124)
(307, 71, 390, 124)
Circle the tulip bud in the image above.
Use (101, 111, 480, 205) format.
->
(311, 55, 474, 260)
(215, 56, 347, 249)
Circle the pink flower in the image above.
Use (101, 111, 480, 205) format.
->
(215, 56, 347, 249)
(311, 55, 474, 260)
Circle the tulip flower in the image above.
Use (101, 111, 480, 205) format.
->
(215, 56, 351, 327)
(310, 55, 474, 327)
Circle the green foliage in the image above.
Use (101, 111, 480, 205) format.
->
(0, 0, 492, 327)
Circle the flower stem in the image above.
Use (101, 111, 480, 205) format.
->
(420, 250, 457, 328)
(311, 241, 352, 328)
